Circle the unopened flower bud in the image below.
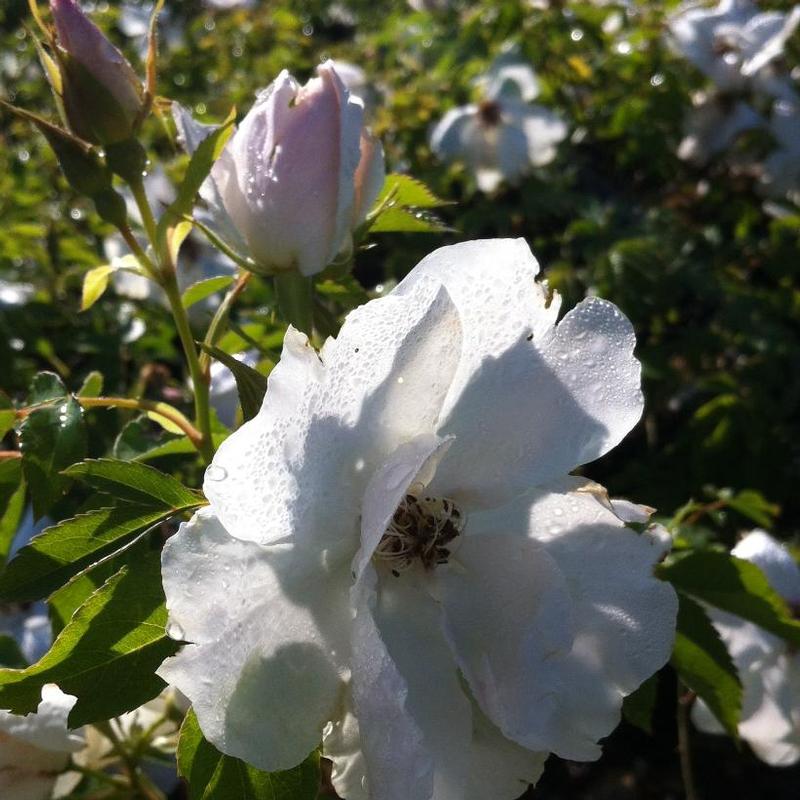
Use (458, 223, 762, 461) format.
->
(50, 0, 144, 144)
(211, 61, 385, 277)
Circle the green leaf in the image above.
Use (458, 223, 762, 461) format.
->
(369, 207, 450, 234)
(27, 372, 67, 405)
(0, 100, 114, 197)
(178, 708, 320, 800)
(0, 392, 14, 439)
(64, 458, 203, 509)
(182, 275, 235, 310)
(726, 490, 780, 528)
(113, 416, 229, 462)
(659, 550, 800, 645)
(158, 109, 236, 255)
(77, 371, 104, 398)
(0, 458, 24, 517)
(670, 593, 742, 738)
(146, 410, 186, 436)
(0, 500, 202, 603)
(198, 345, 267, 423)
(622, 672, 659, 734)
(134, 431, 230, 461)
(376, 174, 450, 209)
(0, 472, 26, 568)
(48, 535, 152, 636)
(80, 265, 116, 311)
(0, 545, 177, 725)
(0, 636, 27, 669)
(19, 397, 87, 519)
(113, 417, 174, 461)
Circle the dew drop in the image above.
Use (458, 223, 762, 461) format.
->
(206, 465, 228, 482)
(166, 621, 185, 640)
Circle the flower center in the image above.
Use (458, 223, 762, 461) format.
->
(712, 34, 740, 60)
(373, 493, 465, 575)
(478, 99, 502, 127)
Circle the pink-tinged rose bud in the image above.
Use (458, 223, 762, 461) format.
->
(50, 0, 144, 144)
(210, 61, 385, 276)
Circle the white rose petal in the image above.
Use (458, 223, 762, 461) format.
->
(0, 685, 84, 800)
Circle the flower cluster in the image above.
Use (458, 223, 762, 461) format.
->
(668, 0, 800, 200)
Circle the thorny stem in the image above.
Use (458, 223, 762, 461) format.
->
(677, 682, 700, 800)
(199, 270, 252, 375)
(16, 396, 203, 451)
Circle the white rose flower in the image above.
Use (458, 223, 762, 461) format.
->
(677, 92, 763, 165)
(692, 530, 800, 766)
(760, 100, 800, 203)
(158, 239, 678, 798)
(0, 684, 84, 800)
(668, 0, 800, 98)
(430, 56, 567, 192)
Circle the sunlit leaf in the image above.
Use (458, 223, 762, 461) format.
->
(19, 397, 86, 519)
(64, 458, 203, 508)
(671, 593, 742, 738)
(660, 551, 800, 645)
(0, 546, 177, 725)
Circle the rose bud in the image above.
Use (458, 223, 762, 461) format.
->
(209, 61, 385, 277)
(50, 0, 144, 144)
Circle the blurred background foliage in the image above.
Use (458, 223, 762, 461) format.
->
(0, 0, 798, 796)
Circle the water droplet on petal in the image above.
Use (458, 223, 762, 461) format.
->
(166, 621, 185, 640)
(206, 465, 228, 482)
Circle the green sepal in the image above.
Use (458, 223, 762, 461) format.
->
(274, 272, 314, 335)
(91, 188, 129, 229)
(105, 138, 149, 184)
(0, 101, 112, 197)
(56, 49, 140, 145)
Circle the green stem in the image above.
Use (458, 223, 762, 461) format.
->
(125, 173, 214, 463)
(199, 270, 252, 374)
(93, 721, 163, 800)
(677, 682, 699, 800)
(118, 225, 157, 280)
(70, 761, 128, 789)
(129, 177, 161, 268)
(17, 396, 203, 451)
(162, 274, 215, 464)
